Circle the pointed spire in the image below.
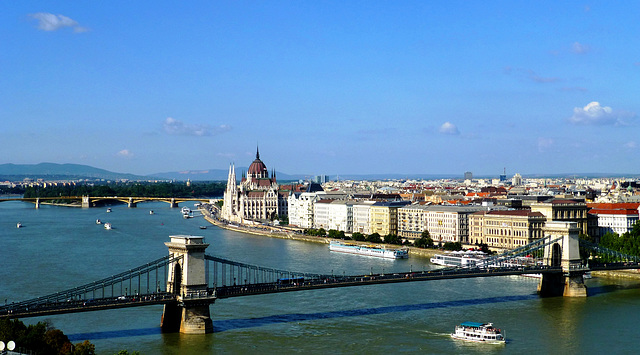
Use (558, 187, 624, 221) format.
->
(256, 144, 260, 159)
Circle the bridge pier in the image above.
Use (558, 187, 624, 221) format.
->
(161, 235, 214, 334)
(170, 198, 178, 208)
(82, 196, 91, 208)
(128, 198, 137, 208)
(35, 198, 40, 209)
(538, 222, 588, 297)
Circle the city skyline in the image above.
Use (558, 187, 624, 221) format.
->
(2, 2, 639, 176)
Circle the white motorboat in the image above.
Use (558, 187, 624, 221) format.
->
(104, 223, 112, 230)
(16, 222, 22, 228)
(451, 322, 505, 344)
(106, 208, 112, 213)
(96, 219, 102, 225)
(149, 210, 154, 215)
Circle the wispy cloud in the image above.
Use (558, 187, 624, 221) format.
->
(163, 117, 232, 136)
(624, 141, 637, 149)
(439, 122, 459, 135)
(29, 13, 89, 33)
(568, 102, 635, 126)
(504, 67, 560, 84)
(538, 137, 554, 152)
(117, 149, 134, 158)
(571, 42, 590, 54)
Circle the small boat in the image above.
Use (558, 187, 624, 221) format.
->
(104, 223, 112, 230)
(149, 210, 154, 215)
(96, 219, 102, 225)
(16, 222, 22, 228)
(199, 226, 207, 230)
(181, 207, 191, 214)
(451, 322, 505, 344)
(106, 208, 112, 213)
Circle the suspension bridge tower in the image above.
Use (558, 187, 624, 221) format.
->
(538, 222, 588, 297)
(161, 235, 215, 334)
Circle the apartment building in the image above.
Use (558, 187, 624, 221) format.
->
(469, 210, 546, 249)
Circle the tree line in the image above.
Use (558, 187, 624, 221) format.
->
(22, 182, 225, 199)
(304, 228, 491, 253)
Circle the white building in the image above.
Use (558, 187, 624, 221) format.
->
(588, 203, 640, 236)
(352, 201, 376, 234)
(423, 205, 488, 243)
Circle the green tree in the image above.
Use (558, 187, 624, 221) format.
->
(366, 233, 382, 243)
(384, 234, 400, 245)
(443, 242, 463, 251)
(413, 230, 434, 249)
(352, 232, 366, 241)
(73, 340, 96, 355)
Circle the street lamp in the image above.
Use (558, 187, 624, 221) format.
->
(0, 341, 16, 353)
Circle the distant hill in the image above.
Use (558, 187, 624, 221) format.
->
(0, 163, 148, 181)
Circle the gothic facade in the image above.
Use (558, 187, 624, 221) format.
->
(221, 148, 289, 223)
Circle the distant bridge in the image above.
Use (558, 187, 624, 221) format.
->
(0, 196, 219, 208)
(2, 221, 639, 334)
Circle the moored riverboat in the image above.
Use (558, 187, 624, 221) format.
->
(451, 322, 505, 344)
(430, 250, 487, 268)
(329, 241, 408, 259)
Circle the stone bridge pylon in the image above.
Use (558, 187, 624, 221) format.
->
(538, 221, 588, 297)
(160, 235, 215, 334)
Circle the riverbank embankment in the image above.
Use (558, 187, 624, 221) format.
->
(202, 212, 440, 259)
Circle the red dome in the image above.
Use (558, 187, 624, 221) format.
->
(247, 146, 269, 178)
(248, 158, 268, 175)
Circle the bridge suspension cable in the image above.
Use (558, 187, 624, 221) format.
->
(3, 254, 183, 312)
(204, 254, 330, 287)
(578, 238, 640, 263)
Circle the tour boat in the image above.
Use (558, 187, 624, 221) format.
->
(451, 322, 505, 344)
(430, 250, 487, 268)
(329, 241, 409, 259)
(104, 223, 112, 230)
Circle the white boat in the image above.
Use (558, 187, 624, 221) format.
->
(106, 208, 112, 213)
(181, 207, 191, 214)
(96, 219, 102, 225)
(104, 223, 112, 230)
(16, 222, 22, 228)
(329, 241, 408, 259)
(451, 322, 505, 344)
(430, 250, 487, 268)
(149, 210, 154, 215)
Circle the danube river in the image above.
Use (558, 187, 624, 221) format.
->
(2, 201, 640, 354)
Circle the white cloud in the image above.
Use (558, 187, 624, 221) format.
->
(538, 137, 554, 152)
(163, 117, 232, 136)
(568, 102, 633, 126)
(571, 42, 590, 54)
(29, 13, 88, 32)
(624, 141, 637, 149)
(117, 149, 134, 158)
(439, 122, 459, 135)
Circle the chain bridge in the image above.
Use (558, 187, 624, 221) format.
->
(1, 221, 639, 334)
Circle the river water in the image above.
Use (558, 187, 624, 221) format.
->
(2, 200, 640, 354)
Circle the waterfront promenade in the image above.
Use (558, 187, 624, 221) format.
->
(202, 206, 455, 260)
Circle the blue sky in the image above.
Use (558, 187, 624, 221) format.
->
(2, 1, 639, 177)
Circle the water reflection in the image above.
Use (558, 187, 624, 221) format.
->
(69, 294, 538, 341)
